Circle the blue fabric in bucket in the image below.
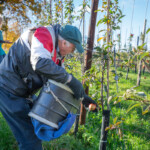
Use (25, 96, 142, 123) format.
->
(31, 113, 76, 141)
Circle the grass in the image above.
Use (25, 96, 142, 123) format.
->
(106, 67, 150, 150)
(0, 66, 150, 149)
(0, 113, 18, 150)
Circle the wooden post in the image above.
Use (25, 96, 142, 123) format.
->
(79, 0, 99, 125)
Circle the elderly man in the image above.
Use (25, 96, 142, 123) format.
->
(0, 24, 97, 150)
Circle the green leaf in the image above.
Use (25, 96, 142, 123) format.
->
(139, 52, 149, 61)
(118, 15, 125, 20)
(137, 43, 146, 50)
(97, 19, 104, 26)
(112, 26, 120, 30)
(103, 2, 107, 5)
(94, 46, 103, 54)
(114, 99, 121, 104)
(105, 127, 110, 131)
(142, 109, 149, 115)
(108, 96, 113, 104)
(92, 54, 101, 58)
(113, 117, 118, 124)
(97, 37, 103, 42)
(121, 118, 125, 121)
(109, 55, 114, 64)
(118, 9, 122, 15)
(115, 121, 122, 126)
(146, 28, 150, 34)
(104, 85, 107, 93)
(109, 9, 113, 14)
(99, 29, 106, 33)
(94, 9, 100, 13)
(127, 103, 141, 113)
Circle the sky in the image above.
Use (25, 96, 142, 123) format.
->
(26, 0, 150, 51)
(120, 0, 150, 49)
(74, 0, 150, 50)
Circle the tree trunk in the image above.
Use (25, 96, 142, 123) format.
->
(99, 110, 110, 150)
(83, 0, 85, 47)
(114, 46, 118, 92)
(143, 66, 145, 75)
(135, 64, 137, 73)
(126, 67, 129, 79)
(50, 0, 53, 24)
(61, 0, 63, 25)
(74, 0, 86, 133)
(137, 60, 142, 86)
(80, 0, 99, 125)
(106, 0, 110, 109)
(99, 1, 111, 150)
(73, 106, 80, 137)
(143, 60, 150, 73)
(137, 19, 147, 86)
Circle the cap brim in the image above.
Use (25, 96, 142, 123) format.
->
(75, 43, 84, 53)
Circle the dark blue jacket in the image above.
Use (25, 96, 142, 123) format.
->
(0, 25, 69, 97)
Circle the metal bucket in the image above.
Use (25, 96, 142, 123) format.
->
(28, 80, 80, 129)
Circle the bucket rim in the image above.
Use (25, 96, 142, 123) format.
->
(28, 112, 59, 129)
(48, 79, 73, 94)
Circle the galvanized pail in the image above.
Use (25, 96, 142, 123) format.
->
(28, 80, 80, 129)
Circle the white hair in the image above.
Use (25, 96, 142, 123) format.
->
(58, 35, 71, 47)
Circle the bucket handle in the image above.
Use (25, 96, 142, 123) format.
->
(46, 83, 69, 114)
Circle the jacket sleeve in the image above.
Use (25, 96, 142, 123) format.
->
(30, 27, 69, 84)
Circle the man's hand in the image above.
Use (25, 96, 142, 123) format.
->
(66, 75, 85, 100)
(82, 94, 99, 112)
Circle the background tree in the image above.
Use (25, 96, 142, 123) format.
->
(137, 19, 147, 86)
(54, 0, 63, 24)
(0, 0, 43, 28)
(2, 21, 21, 51)
(64, 0, 74, 24)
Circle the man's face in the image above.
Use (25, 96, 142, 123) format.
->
(59, 40, 75, 57)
